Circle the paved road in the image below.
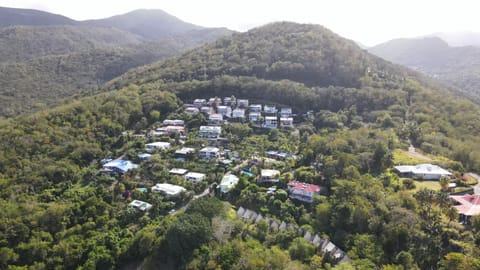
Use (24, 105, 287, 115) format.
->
(466, 172, 480, 194)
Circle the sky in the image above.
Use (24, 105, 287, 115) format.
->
(1, 0, 480, 46)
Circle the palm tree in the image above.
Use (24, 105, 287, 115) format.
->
(439, 176, 450, 191)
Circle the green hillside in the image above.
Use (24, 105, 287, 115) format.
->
(1, 22, 480, 269)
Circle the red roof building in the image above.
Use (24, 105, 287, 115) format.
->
(450, 194, 480, 217)
(287, 181, 321, 203)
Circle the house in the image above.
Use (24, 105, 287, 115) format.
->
(185, 172, 206, 184)
(266, 150, 288, 160)
(151, 183, 186, 196)
(217, 106, 232, 118)
(103, 159, 138, 174)
(279, 107, 292, 117)
(263, 105, 277, 115)
(258, 169, 280, 184)
(185, 106, 199, 115)
(450, 194, 480, 223)
(201, 106, 213, 115)
(264, 116, 278, 129)
(219, 174, 239, 193)
(223, 97, 232, 106)
(198, 126, 222, 139)
(249, 112, 262, 122)
(237, 99, 249, 108)
(232, 108, 246, 122)
(249, 104, 262, 113)
(129, 200, 152, 211)
(279, 117, 294, 128)
(155, 126, 185, 136)
(163, 119, 184, 126)
(137, 153, 152, 160)
(209, 97, 221, 107)
(208, 114, 224, 125)
(199, 146, 220, 159)
(193, 99, 207, 107)
(394, 164, 452, 180)
(169, 168, 188, 177)
(145, 142, 171, 152)
(175, 147, 196, 159)
(287, 181, 321, 203)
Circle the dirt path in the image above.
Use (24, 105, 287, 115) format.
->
(408, 144, 432, 161)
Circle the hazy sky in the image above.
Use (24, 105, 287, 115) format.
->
(1, 0, 479, 46)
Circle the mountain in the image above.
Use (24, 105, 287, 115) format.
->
(1, 21, 480, 269)
(0, 6, 76, 26)
(432, 31, 480, 47)
(83, 9, 205, 39)
(0, 7, 233, 117)
(369, 37, 480, 101)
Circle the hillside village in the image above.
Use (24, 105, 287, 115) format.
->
(95, 95, 480, 266)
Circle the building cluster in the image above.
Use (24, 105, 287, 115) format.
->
(236, 207, 349, 263)
(185, 97, 294, 129)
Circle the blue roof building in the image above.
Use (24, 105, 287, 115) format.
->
(103, 159, 138, 174)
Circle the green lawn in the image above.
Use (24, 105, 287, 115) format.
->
(393, 149, 430, 165)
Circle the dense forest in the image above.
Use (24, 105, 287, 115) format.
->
(1, 21, 480, 269)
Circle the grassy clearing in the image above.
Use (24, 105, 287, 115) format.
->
(393, 149, 430, 165)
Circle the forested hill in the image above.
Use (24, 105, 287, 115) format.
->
(0, 6, 76, 26)
(0, 7, 233, 117)
(110, 22, 421, 90)
(111, 22, 480, 169)
(369, 37, 480, 101)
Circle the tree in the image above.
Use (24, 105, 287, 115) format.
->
(288, 237, 315, 263)
(439, 176, 450, 191)
(166, 213, 213, 262)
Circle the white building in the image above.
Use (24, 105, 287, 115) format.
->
(198, 126, 221, 139)
(201, 106, 213, 115)
(185, 107, 199, 115)
(258, 169, 280, 184)
(220, 174, 239, 193)
(151, 183, 186, 196)
(394, 164, 452, 180)
(249, 104, 262, 112)
(129, 200, 153, 211)
(249, 112, 261, 122)
(193, 99, 207, 107)
(199, 146, 220, 159)
(175, 147, 196, 158)
(232, 108, 246, 122)
(264, 116, 278, 129)
(287, 181, 321, 203)
(237, 99, 249, 108)
(185, 172, 206, 184)
(280, 108, 292, 117)
(279, 117, 294, 128)
(217, 106, 232, 118)
(145, 142, 171, 152)
(208, 114, 224, 125)
(169, 168, 188, 177)
(163, 119, 184, 126)
(263, 105, 277, 114)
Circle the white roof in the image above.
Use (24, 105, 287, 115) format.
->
(185, 172, 206, 179)
(169, 168, 188, 175)
(200, 146, 220, 152)
(151, 183, 186, 195)
(146, 142, 171, 148)
(265, 116, 277, 120)
(394, 164, 451, 175)
(129, 200, 152, 211)
(261, 169, 280, 178)
(280, 117, 293, 121)
(175, 147, 195, 155)
(220, 174, 239, 193)
(200, 126, 221, 133)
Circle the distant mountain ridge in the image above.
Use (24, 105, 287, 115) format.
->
(369, 36, 480, 101)
(0, 6, 233, 117)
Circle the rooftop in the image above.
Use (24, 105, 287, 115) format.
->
(450, 194, 480, 216)
(103, 159, 138, 173)
(288, 181, 321, 193)
(169, 168, 188, 175)
(394, 164, 451, 175)
(152, 183, 186, 195)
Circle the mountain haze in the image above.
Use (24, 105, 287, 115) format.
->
(369, 37, 480, 100)
(0, 6, 76, 26)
